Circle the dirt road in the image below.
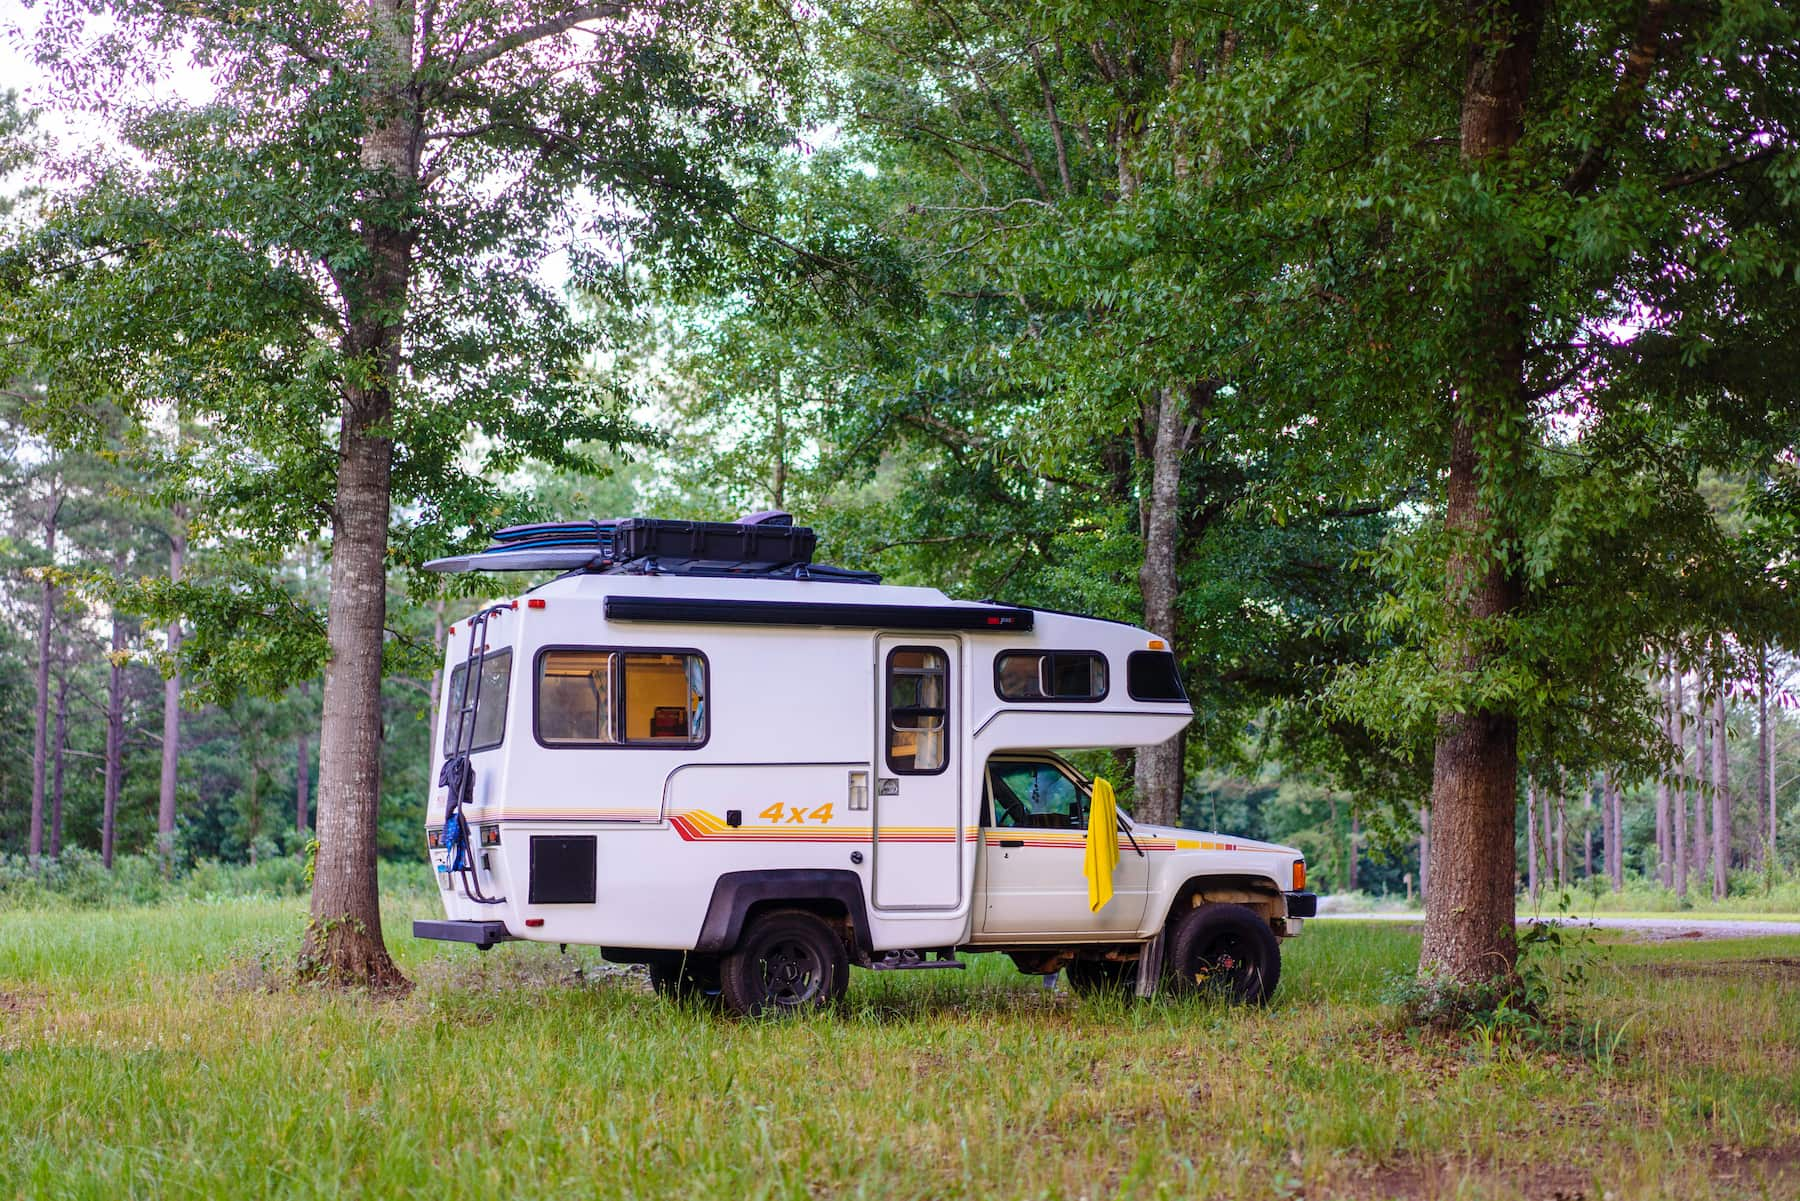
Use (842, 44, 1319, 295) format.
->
(1312, 911, 1800, 940)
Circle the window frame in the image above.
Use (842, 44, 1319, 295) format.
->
(1125, 649, 1189, 703)
(984, 756, 1091, 830)
(531, 644, 712, 751)
(884, 643, 951, 777)
(992, 649, 1110, 704)
(443, 648, 514, 756)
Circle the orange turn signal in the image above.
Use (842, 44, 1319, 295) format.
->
(1148, 638, 1166, 650)
(1292, 860, 1306, 891)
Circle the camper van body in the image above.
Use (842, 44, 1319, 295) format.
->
(417, 566, 1313, 1003)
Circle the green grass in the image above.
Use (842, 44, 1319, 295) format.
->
(3, 901, 1798, 1200)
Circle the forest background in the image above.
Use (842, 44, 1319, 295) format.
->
(1, 0, 1798, 975)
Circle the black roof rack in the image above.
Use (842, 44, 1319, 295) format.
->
(423, 512, 880, 583)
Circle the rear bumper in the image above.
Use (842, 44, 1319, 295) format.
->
(413, 919, 514, 950)
(1284, 891, 1318, 918)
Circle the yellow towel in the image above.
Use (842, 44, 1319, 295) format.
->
(1084, 777, 1120, 913)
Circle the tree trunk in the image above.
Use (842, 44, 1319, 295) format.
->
(1606, 771, 1624, 891)
(29, 483, 62, 864)
(1554, 792, 1566, 890)
(296, 679, 312, 834)
(1712, 687, 1729, 899)
(1693, 695, 1708, 881)
(1418, 805, 1431, 901)
(426, 601, 446, 767)
(1771, 651, 1785, 867)
(770, 371, 788, 511)
(1655, 664, 1672, 886)
(1673, 671, 1689, 897)
(1348, 814, 1360, 892)
(159, 506, 186, 872)
(302, 0, 419, 989)
(1525, 778, 1540, 901)
(1132, 383, 1192, 827)
(1583, 784, 1594, 879)
(247, 758, 262, 865)
(1420, 0, 1542, 985)
(50, 671, 70, 858)
(102, 609, 127, 869)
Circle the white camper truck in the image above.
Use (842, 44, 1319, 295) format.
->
(415, 516, 1315, 1014)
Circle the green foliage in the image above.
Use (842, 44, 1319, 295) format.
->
(0, 849, 312, 910)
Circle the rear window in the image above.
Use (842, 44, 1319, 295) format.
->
(1126, 650, 1187, 702)
(443, 650, 513, 754)
(994, 651, 1108, 701)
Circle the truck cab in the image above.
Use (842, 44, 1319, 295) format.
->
(413, 516, 1316, 1014)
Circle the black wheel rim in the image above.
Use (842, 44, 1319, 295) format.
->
(1188, 931, 1258, 996)
(757, 936, 825, 1007)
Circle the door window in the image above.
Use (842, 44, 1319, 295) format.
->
(988, 761, 1087, 830)
(886, 646, 948, 774)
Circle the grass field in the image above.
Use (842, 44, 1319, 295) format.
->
(3, 897, 1797, 1201)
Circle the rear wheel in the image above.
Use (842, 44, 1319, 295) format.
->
(1167, 902, 1280, 1005)
(719, 910, 849, 1016)
(1064, 957, 1137, 998)
(649, 953, 721, 1005)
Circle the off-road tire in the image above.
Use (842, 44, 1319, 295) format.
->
(649, 953, 722, 1005)
(1166, 902, 1280, 1005)
(719, 909, 849, 1017)
(1063, 957, 1137, 998)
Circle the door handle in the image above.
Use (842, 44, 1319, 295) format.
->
(998, 839, 1023, 848)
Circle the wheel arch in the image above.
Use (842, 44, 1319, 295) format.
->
(695, 869, 873, 959)
(1160, 873, 1287, 931)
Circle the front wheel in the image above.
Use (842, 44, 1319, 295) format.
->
(719, 910, 849, 1016)
(1166, 902, 1281, 1005)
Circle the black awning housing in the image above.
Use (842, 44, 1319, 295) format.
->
(604, 596, 1034, 632)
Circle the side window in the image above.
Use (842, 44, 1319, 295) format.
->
(619, 652, 708, 744)
(444, 650, 513, 754)
(989, 762, 1087, 830)
(535, 648, 708, 747)
(994, 651, 1108, 701)
(1126, 650, 1187, 701)
(887, 646, 948, 774)
(537, 650, 615, 744)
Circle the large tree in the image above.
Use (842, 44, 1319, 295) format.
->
(657, 2, 1406, 825)
(6, 0, 796, 983)
(1230, 0, 1800, 983)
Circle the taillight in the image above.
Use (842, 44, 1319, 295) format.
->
(426, 827, 445, 849)
(480, 825, 502, 847)
(1292, 860, 1306, 891)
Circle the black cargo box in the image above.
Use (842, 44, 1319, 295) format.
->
(611, 518, 817, 567)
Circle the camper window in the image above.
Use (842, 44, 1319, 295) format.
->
(994, 651, 1107, 701)
(535, 648, 708, 747)
(1125, 650, 1187, 702)
(538, 650, 615, 744)
(886, 647, 948, 774)
(443, 650, 513, 754)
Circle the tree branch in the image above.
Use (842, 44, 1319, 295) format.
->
(449, 4, 631, 78)
(1027, 38, 1074, 198)
(1661, 142, 1785, 191)
(1564, 0, 1676, 195)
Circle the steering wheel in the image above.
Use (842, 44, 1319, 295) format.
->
(991, 780, 1030, 828)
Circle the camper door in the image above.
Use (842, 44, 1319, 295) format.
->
(873, 636, 963, 909)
